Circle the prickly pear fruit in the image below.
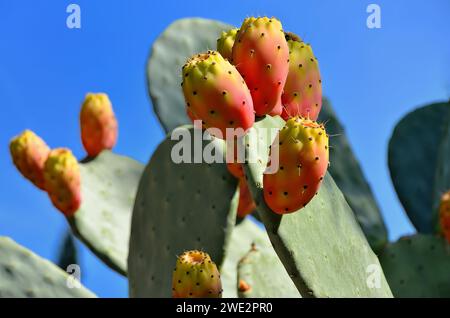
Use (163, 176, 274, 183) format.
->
(263, 117, 329, 214)
(237, 178, 256, 218)
(172, 250, 222, 298)
(80, 93, 118, 157)
(281, 37, 322, 120)
(439, 190, 450, 243)
(232, 17, 289, 116)
(43, 148, 81, 217)
(182, 51, 254, 139)
(9, 130, 50, 190)
(217, 28, 238, 61)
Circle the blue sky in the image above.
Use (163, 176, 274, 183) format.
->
(0, 0, 448, 297)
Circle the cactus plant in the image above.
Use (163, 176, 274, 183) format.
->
(318, 99, 388, 251)
(69, 151, 144, 276)
(379, 234, 450, 297)
(388, 102, 450, 233)
(237, 244, 300, 298)
(8, 14, 450, 300)
(242, 116, 392, 297)
(220, 218, 271, 298)
(0, 237, 95, 297)
(128, 127, 238, 297)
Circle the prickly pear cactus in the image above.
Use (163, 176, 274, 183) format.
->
(379, 234, 450, 297)
(69, 151, 144, 276)
(243, 116, 392, 297)
(128, 126, 238, 297)
(221, 218, 272, 298)
(318, 99, 388, 251)
(237, 244, 301, 298)
(147, 18, 233, 132)
(0, 237, 95, 298)
(388, 101, 450, 233)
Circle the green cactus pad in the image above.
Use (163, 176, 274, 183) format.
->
(243, 116, 393, 297)
(388, 101, 450, 233)
(237, 245, 301, 298)
(147, 18, 234, 132)
(318, 99, 388, 251)
(379, 234, 450, 297)
(0, 237, 96, 298)
(68, 151, 144, 276)
(128, 126, 238, 297)
(221, 218, 272, 298)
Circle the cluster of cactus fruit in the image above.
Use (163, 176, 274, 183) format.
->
(4, 15, 450, 298)
(9, 93, 118, 217)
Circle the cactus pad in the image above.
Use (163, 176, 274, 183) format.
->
(128, 126, 238, 297)
(379, 234, 450, 297)
(388, 101, 450, 233)
(238, 245, 301, 298)
(318, 99, 388, 251)
(147, 18, 233, 132)
(0, 237, 95, 297)
(68, 151, 144, 276)
(243, 116, 392, 297)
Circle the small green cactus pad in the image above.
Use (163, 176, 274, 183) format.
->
(243, 116, 393, 297)
(388, 102, 450, 233)
(128, 126, 238, 297)
(221, 218, 272, 298)
(237, 245, 301, 298)
(147, 18, 233, 133)
(379, 234, 450, 297)
(0, 237, 96, 298)
(68, 151, 144, 276)
(433, 110, 450, 229)
(318, 99, 387, 251)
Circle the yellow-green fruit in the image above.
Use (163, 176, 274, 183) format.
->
(44, 148, 81, 217)
(172, 250, 222, 298)
(9, 130, 50, 190)
(217, 28, 238, 61)
(80, 93, 118, 157)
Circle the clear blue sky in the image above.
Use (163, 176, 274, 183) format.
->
(0, 0, 448, 297)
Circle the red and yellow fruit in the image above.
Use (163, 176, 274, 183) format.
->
(263, 117, 329, 214)
(232, 17, 289, 116)
(237, 178, 256, 218)
(43, 148, 81, 217)
(172, 250, 222, 298)
(9, 130, 50, 190)
(182, 51, 255, 139)
(80, 93, 118, 157)
(281, 37, 322, 120)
